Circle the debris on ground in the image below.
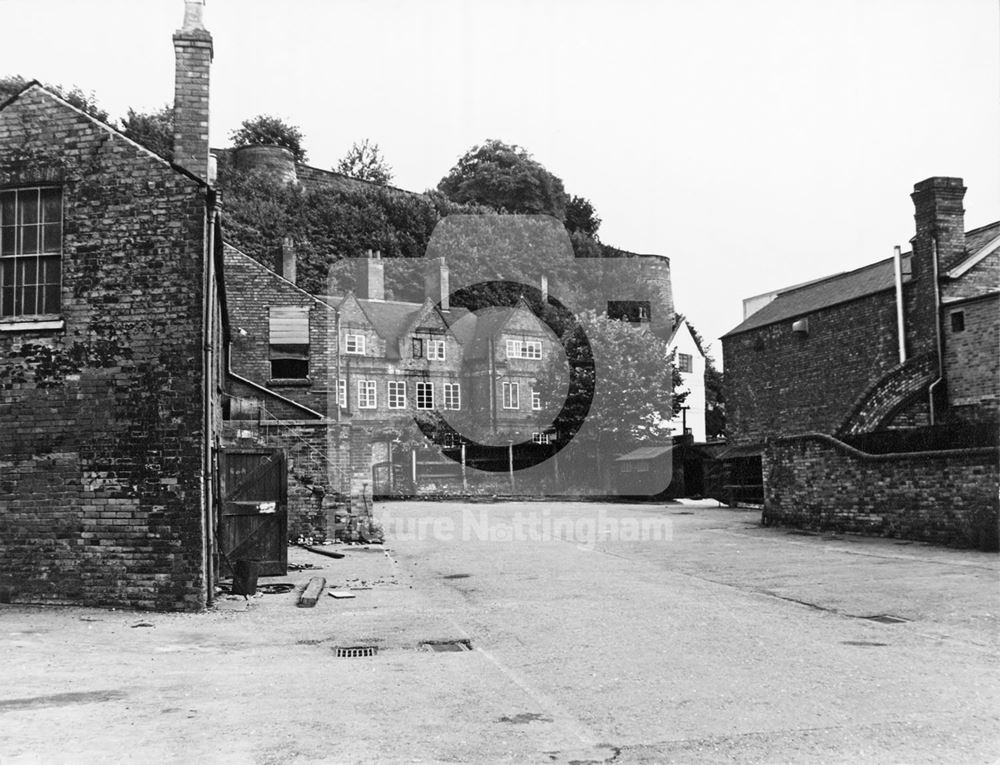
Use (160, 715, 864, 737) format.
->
(328, 590, 356, 599)
(297, 577, 326, 608)
(131, 622, 154, 628)
(297, 544, 345, 559)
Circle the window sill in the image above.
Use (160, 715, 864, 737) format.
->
(268, 378, 313, 387)
(0, 317, 65, 332)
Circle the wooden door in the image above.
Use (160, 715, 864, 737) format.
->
(219, 449, 288, 577)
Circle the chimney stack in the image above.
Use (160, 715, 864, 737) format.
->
(425, 257, 449, 311)
(281, 237, 297, 285)
(173, 0, 213, 179)
(908, 177, 966, 356)
(356, 250, 384, 300)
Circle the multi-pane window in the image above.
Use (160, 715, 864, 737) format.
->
(502, 381, 519, 409)
(1, 187, 62, 318)
(416, 382, 434, 410)
(338, 379, 347, 408)
(678, 353, 693, 373)
(269, 306, 309, 379)
(506, 339, 542, 359)
(531, 390, 541, 410)
(358, 380, 377, 408)
(532, 432, 550, 445)
(345, 333, 365, 354)
(427, 339, 446, 360)
(388, 380, 406, 409)
(444, 382, 461, 410)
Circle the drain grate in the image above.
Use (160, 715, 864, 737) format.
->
(421, 639, 472, 652)
(334, 645, 378, 658)
(859, 614, 908, 624)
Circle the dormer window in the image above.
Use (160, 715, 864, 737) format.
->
(1, 187, 62, 319)
(506, 339, 541, 360)
(427, 339, 446, 360)
(345, 333, 366, 355)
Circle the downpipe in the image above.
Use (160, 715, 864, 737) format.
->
(926, 236, 944, 425)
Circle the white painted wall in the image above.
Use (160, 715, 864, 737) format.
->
(665, 321, 706, 442)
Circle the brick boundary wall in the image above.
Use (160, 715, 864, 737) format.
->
(763, 433, 999, 549)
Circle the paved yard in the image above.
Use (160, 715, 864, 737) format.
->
(1, 500, 997, 763)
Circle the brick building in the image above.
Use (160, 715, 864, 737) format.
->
(721, 177, 999, 546)
(0, 1, 228, 608)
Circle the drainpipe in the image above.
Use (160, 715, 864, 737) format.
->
(893, 245, 906, 364)
(202, 193, 217, 607)
(926, 236, 944, 424)
(334, 310, 341, 423)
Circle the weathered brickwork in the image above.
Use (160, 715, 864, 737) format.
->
(763, 434, 999, 549)
(838, 352, 936, 436)
(943, 293, 999, 420)
(0, 88, 218, 610)
(723, 289, 901, 443)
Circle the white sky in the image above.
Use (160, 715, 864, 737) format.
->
(2, 0, 998, 356)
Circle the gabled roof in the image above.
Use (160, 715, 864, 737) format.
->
(723, 254, 912, 337)
(946, 221, 1000, 278)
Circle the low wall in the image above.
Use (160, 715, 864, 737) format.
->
(763, 434, 999, 549)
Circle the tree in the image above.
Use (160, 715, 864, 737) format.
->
(535, 311, 684, 486)
(336, 139, 394, 185)
(120, 104, 173, 160)
(230, 114, 307, 162)
(565, 195, 601, 239)
(437, 139, 568, 219)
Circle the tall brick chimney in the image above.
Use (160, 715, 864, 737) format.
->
(425, 257, 450, 311)
(355, 251, 385, 300)
(173, 0, 213, 179)
(907, 176, 966, 357)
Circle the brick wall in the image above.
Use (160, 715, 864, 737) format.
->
(723, 289, 901, 443)
(838, 352, 936, 435)
(0, 88, 212, 610)
(943, 294, 999, 419)
(763, 434, 999, 549)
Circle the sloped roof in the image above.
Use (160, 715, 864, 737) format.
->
(946, 221, 1000, 278)
(723, 254, 911, 337)
(323, 294, 472, 345)
(615, 445, 674, 461)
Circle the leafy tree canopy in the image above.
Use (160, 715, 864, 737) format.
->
(437, 139, 568, 219)
(120, 104, 173, 160)
(565, 195, 601, 239)
(335, 139, 394, 185)
(230, 114, 307, 162)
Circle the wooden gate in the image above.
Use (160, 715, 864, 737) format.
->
(219, 449, 288, 577)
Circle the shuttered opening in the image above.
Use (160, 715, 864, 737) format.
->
(269, 306, 310, 379)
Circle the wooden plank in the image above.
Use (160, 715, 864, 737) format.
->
(297, 577, 326, 608)
(268, 306, 309, 344)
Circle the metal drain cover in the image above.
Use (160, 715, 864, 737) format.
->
(334, 646, 378, 658)
(421, 639, 472, 652)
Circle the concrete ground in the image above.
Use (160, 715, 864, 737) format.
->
(1, 499, 998, 764)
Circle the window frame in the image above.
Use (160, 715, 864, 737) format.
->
(677, 353, 693, 373)
(443, 382, 461, 410)
(338, 378, 347, 408)
(0, 186, 63, 320)
(531, 390, 541, 411)
(387, 380, 407, 409)
(502, 381, 520, 409)
(950, 311, 965, 333)
(416, 381, 434, 410)
(427, 339, 446, 361)
(358, 379, 377, 409)
(345, 333, 366, 355)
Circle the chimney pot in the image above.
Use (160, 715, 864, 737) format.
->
(281, 237, 297, 285)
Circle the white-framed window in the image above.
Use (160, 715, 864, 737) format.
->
(427, 339, 446, 360)
(444, 382, 461, 410)
(531, 390, 541, 410)
(358, 380, 377, 409)
(678, 353, 693, 373)
(338, 379, 347, 408)
(387, 380, 406, 409)
(531, 432, 550, 445)
(416, 381, 434, 410)
(505, 339, 541, 359)
(1, 186, 62, 318)
(502, 381, 519, 409)
(345, 333, 366, 355)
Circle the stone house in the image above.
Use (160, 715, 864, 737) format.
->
(0, 1, 228, 609)
(721, 177, 999, 546)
